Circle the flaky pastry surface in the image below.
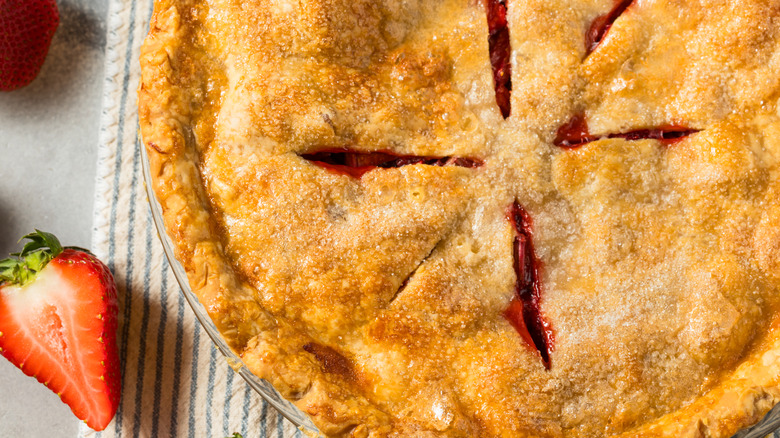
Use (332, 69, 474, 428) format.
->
(139, 0, 780, 436)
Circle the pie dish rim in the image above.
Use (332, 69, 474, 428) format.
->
(139, 143, 325, 437)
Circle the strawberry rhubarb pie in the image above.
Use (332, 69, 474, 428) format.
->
(139, 0, 780, 436)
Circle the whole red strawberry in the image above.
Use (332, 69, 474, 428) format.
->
(0, 231, 120, 431)
(0, 0, 59, 91)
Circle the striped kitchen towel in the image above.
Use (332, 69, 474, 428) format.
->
(80, 0, 305, 437)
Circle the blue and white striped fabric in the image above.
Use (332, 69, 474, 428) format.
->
(80, 0, 302, 436)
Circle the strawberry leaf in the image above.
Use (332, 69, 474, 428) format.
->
(24, 250, 50, 274)
(0, 259, 20, 283)
(0, 230, 65, 286)
(19, 230, 63, 257)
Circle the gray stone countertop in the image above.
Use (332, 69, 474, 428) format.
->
(0, 0, 107, 436)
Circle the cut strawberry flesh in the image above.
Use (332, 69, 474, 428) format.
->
(301, 149, 483, 178)
(485, 0, 512, 118)
(554, 113, 697, 148)
(585, 0, 635, 55)
(0, 250, 119, 431)
(504, 201, 553, 368)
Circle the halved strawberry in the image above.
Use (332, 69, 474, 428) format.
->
(0, 231, 120, 431)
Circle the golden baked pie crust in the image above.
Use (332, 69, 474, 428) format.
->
(139, 0, 780, 436)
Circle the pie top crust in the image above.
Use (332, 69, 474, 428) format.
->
(138, 0, 780, 436)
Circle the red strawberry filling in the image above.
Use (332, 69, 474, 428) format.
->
(301, 149, 483, 178)
(585, 0, 635, 55)
(485, 0, 512, 118)
(554, 113, 697, 148)
(504, 201, 553, 368)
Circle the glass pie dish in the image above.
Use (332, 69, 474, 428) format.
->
(140, 132, 780, 438)
(141, 144, 323, 437)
